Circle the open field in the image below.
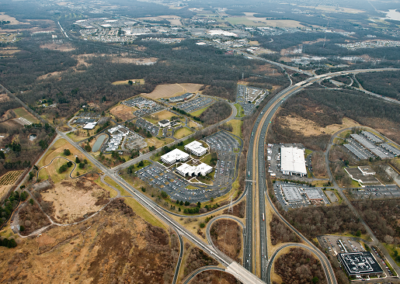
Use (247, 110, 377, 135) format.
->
(110, 57, 158, 65)
(146, 109, 175, 124)
(190, 105, 211, 117)
(146, 137, 174, 150)
(110, 104, 137, 121)
(238, 14, 304, 28)
(94, 177, 118, 198)
(234, 103, 244, 117)
(13, 107, 39, 124)
(299, 5, 365, 14)
(0, 198, 178, 283)
(174, 127, 193, 139)
(227, 119, 243, 138)
(280, 116, 360, 137)
(41, 177, 110, 223)
(112, 78, 145, 85)
(37, 139, 99, 181)
(142, 83, 203, 100)
(0, 12, 28, 25)
(40, 43, 76, 52)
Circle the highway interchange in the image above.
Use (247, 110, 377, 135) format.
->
(2, 34, 400, 282)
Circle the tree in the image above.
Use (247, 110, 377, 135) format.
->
(199, 223, 205, 228)
(19, 225, 25, 232)
(138, 161, 144, 167)
(161, 191, 168, 199)
(84, 144, 91, 152)
(75, 157, 81, 163)
(79, 163, 85, 169)
(312, 276, 319, 284)
(0, 151, 5, 159)
(355, 230, 361, 237)
(29, 199, 34, 205)
(384, 235, 394, 244)
(128, 80, 133, 85)
(197, 202, 201, 208)
(63, 149, 71, 156)
(29, 172, 34, 180)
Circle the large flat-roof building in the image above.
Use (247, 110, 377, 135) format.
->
(158, 119, 170, 128)
(185, 141, 207, 157)
(338, 252, 383, 277)
(280, 146, 307, 177)
(169, 92, 195, 103)
(176, 163, 213, 177)
(161, 149, 190, 164)
(281, 185, 303, 203)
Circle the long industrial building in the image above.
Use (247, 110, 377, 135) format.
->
(280, 146, 307, 177)
(350, 134, 392, 159)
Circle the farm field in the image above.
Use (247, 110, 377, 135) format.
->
(110, 104, 137, 121)
(13, 107, 39, 124)
(174, 127, 193, 139)
(111, 78, 145, 85)
(142, 83, 203, 100)
(0, 170, 24, 200)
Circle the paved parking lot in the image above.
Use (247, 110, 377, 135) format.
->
(236, 84, 268, 116)
(349, 185, 400, 199)
(176, 96, 215, 113)
(135, 118, 159, 136)
(123, 97, 165, 117)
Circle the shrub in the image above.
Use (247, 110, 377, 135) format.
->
(29, 199, 34, 205)
(19, 225, 25, 232)
(63, 149, 71, 156)
(199, 223, 205, 228)
(161, 191, 168, 199)
(75, 157, 81, 163)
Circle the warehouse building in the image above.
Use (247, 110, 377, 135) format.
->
(345, 167, 379, 186)
(338, 252, 383, 277)
(176, 163, 213, 177)
(83, 122, 97, 130)
(350, 134, 392, 159)
(185, 141, 207, 157)
(281, 185, 303, 203)
(361, 131, 383, 143)
(161, 149, 190, 164)
(280, 146, 307, 177)
(304, 188, 324, 203)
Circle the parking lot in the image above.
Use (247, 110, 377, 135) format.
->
(349, 185, 400, 199)
(176, 96, 215, 114)
(236, 84, 268, 116)
(135, 118, 159, 136)
(343, 139, 374, 160)
(137, 163, 227, 203)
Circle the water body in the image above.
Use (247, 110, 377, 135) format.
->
(92, 134, 107, 152)
(382, 9, 400, 21)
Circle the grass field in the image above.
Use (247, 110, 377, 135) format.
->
(124, 197, 166, 228)
(111, 79, 145, 85)
(190, 105, 210, 117)
(146, 137, 174, 150)
(174, 127, 193, 139)
(13, 107, 39, 123)
(94, 177, 118, 198)
(110, 104, 137, 121)
(234, 104, 244, 117)
(142, 83, 203, 100)
(145, 110, 176, 125)
(227, 120, 243, 138)
(383, 243, 400, 267)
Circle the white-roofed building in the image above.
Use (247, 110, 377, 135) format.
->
(83, 122, 97, 130)
(161, 149, 190, 164)
(185, 141, 207, 157)
(280, 146, 307, 177)
(176, 163, 213, 177)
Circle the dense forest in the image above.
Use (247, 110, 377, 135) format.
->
(356, 71, 400, 100)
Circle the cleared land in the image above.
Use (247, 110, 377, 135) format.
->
(110, 104, 137, 121)
(1, 199, 179, 283)
(40, 43, 76, 52)
(227, 120, 243, 138)
(146, 137, 174, 150)
(280, 116, 360, 137)
(110, 57, 158, 65)
(112, 79, 145, 85)
(0, 12, 28, 25)
(41, 177, 110, 223)
(142, 83, 203, 100)
(174, 127, 193, 139)
(13, 107, 39, 123)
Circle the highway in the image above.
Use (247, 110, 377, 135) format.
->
(244, 67, 400, 283)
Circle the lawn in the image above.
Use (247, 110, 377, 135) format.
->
(104, 176, 130, 196)
(234, 103, 244, 117)
(305, 149, 313, 157)
(200, 154, 213, 166)
(124, 197, 166, 229)
(383, 243, 400, 268)
(190, 105, 211, 117)
(227, 119, 243, 138)
(174, 127, 193, 139)
(130, 160, 151, 172)
(13, 107, 39, 123)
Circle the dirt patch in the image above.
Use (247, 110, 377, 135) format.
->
(142, 83, 203, 99)
(190, 270, 239, 284)
(223, 201, 245, 218)
(274, 248, 327, 284)
(210, 219, 242, 263)
(110, 104, 136, 121)
(0, 198, 179, 283)
(41, 177, 110, 224)
(40, 43, 76, 52)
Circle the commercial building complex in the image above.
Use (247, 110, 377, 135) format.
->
(280, 146, 307, 177)
(185, 141, 207, 157)
(158, 119, 170, 128)
(169, 92, 195, 103)
(281, 186, 303, 203)
(176, 163, 213, 177)
(338, 252, 383, 277)
(161, 149, 190, 164)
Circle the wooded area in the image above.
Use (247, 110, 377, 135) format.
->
(357, 71, 400, 100)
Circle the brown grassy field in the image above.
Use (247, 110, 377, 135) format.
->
(110, 57, 158, 65)
(0, 198, 179, 283)
(280, 116, 360, 137)
(147, 109, 176, 123)
(142, 83, 203, 100)
(40, 43, 76, 52)
(110, 104, 137, 121)
(0, 12, 28, 25)
(41, 177, 110, 223)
